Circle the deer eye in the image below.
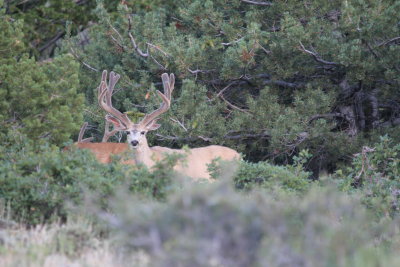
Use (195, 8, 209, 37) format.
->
(141, 131, 146, 135)
(126, 132, 131, 135)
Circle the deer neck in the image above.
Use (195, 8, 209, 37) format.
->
(130, 138, 155, 168)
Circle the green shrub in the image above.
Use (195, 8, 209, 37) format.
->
(234, 160, 312, 192)
(102, 182, 400, 267)
(336, 135, 400, 218)
(0, 8, 85, 145)
(0, 133, 177, 225)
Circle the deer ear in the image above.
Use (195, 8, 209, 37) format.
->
(145, 119, 161, 131)
(105, 115, 125, 128)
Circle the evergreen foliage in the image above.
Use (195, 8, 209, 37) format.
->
(2, 0, 117, 58)
(64, 0, 400, 174)
(0, 5, 85, 145)
(0, 2, 400, 264)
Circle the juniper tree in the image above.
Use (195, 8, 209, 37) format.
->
(1, 0, 119, 59)
(67, 0, 400, 174)
(0, 3, 85, 145)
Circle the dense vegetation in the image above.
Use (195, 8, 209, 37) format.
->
(0, 0, 399, 266)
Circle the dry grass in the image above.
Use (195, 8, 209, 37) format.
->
(0, 218, 149, 267)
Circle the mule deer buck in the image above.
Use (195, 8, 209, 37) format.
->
(77, 70, 240, 180)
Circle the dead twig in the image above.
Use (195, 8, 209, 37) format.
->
(219, 93, 251, 114)
(376, 36, 400, 47)
(69, 46, 99, 72)
(128, 32, 149, 57)
(299, 41, 339, 66)
(241, 0, 273, 6)
(170, 118, 188, 132)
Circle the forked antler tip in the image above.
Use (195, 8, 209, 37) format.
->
(169, 73, 175, 89)
(102, 69, 107, 78)
(156, 90, 170, 103)
(110, 71, 120, 78)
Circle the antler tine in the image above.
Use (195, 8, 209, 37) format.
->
(97, 70, 132, 128)
(166, 73, 175, 99)
(78, 122, 94, 143)
(102, 120, 114, 142)
(139, 73, 175, 126)
(78, 122, 88, 142)
(97, 69, 108, 98)
(102, 114, 126, 142)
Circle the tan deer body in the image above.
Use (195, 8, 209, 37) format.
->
(75, 70, 240, 180)
(168, 145, 240, 179)
(75, 142, 128, 164)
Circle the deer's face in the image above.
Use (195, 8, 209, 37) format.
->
(126, 125, 148, 149)
(126, 120, 161, 149)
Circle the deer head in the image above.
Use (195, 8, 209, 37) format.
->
(97, 70, 175, 149)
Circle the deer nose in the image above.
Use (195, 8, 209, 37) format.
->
(130, 140, 139, 146)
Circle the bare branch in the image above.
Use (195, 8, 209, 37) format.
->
(354, 146, 376, 183)
(221, 37, 244, 46)
(69, 46, 99, 72)
(308, 113, 345, 124)
(225, 132, 270, 140)
(188, 68, 215, 74)
(354, 91, 366, 130)
(128, 32, 149, 57)
(109, 23, 124, 43)
(365, 42, 379, 58)
(241, 0, 273, 6)
(170, 118, 188, 132)
(377, 36, 400, 47)
(339, 79, 358, 99)
(128, 32, 168, 69)
(110, 34, 125, 51)
(149, 54, 167, 70)
(216, 81, 236, 98)
(38, 31, 64, 52)
(146, 42, 170, 57)
(219, 93, 251, 114)
(156, 132, 270, 142)
(257, 42, 272, 54)
(299, 41, 339, 66)
(367, 92, 379, 128)
(378, 117, 400, 127)
(208, 73, 305, 89)
(263, 79, 304, 88)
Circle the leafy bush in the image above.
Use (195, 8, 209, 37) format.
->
(0, 133, 177, 225)
(101, 182, 400, 267)
(336, 135, 400, 218)
(234, 160, 312, 192)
